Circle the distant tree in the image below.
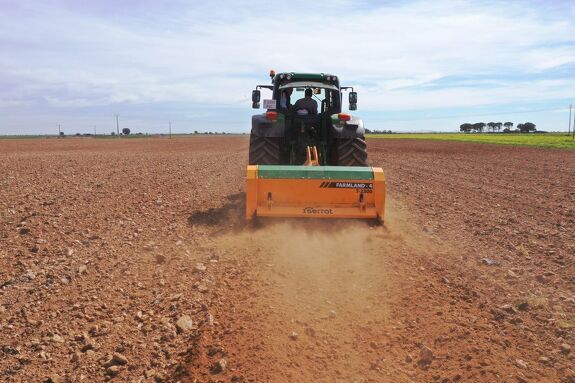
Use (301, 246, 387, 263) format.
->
(487, 122, 496, 132)
(472, 122, 486, 133)
(122, 128, 130, 135)
(518, 122, 536, 133)
(495, 122, 502, 132)
(111, 131, 116, 136)
(503, 122, 513, 130)
(59, 131, 64, 137)
(503, 127, 511, 133)
(459, 123, 473, 133)
(194, 130, 199, 134)
(75, 132, 81, 136)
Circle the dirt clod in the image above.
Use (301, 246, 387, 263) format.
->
(106, 365, 120, 376)
(176, 315, 194, 333)
(112, 352, 129, 365)
(418, 345, 434, 366)
(212, 358, 227, 374)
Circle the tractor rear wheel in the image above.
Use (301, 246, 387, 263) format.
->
(248, 135, 281, 165)
(334, 137, 368, 166)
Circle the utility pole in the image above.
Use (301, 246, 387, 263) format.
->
(169, 121, 172, 139)
(58, 124, 61, 136)
(573, 107, 575, 140)
(116, 114, 120, 137)
(94, 125, 97, 137)
(569, 105, 572, 136)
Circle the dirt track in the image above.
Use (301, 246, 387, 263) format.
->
(0, 137, 573, 382)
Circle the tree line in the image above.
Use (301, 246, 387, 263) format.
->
(459, 122, 536, 133)
(365, 129, 394, 134)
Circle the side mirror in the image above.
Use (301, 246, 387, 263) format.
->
(349, 91, 357, 111)
(252, 90, 261, 109)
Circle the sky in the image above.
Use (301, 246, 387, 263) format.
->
(1, 0, 574, 135)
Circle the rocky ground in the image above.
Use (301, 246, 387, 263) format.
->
(0, 136, 573, 382)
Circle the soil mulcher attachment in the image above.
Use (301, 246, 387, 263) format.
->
(246, 71, 385, 222)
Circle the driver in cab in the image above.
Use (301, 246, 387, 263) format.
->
(293, 88, 318, 115)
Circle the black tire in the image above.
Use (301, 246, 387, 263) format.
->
(248, 135, 281, 165)
(335, 137, 368, 166)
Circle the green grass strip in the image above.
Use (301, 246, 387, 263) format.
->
(367, 133, 575, 149)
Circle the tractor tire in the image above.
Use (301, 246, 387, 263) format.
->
(248, 135, 281, 165)
(335, 137, 368, 166)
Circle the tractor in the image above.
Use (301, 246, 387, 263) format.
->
(249, 71, 367, 167)
(246, 71, 385, 222)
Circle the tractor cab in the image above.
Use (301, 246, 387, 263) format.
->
(252, 71, 356, 114)
(280, 83, 336, 114)
(251, 72, 359, 166)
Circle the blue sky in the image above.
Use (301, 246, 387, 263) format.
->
(1, 0, 574, 135)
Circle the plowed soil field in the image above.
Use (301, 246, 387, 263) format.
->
(1, 137, 574, 383)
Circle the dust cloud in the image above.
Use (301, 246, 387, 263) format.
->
(212, 219, 400, 380)
(252, 221, 381, 310)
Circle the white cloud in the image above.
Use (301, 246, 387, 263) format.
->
(0, 0, 574, 133)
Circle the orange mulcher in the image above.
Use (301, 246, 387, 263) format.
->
(246, 146, 385, 222)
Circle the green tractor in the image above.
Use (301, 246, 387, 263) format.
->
(249, 71, 368, 166)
